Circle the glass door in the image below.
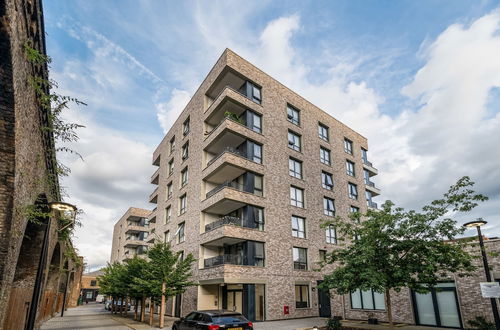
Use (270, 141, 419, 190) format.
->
(412, 282, 462, 328)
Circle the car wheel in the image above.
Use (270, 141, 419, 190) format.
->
(172, 326, 177, 330)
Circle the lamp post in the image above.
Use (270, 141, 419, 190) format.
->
(25, 201, 77, 329)
(463, 219, 500, 329)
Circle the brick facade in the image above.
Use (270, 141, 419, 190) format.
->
(110, 207, 151, 263)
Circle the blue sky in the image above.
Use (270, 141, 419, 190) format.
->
(42, 1, 500, 270)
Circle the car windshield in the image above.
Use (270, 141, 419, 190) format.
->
(212, 314, 247, 323)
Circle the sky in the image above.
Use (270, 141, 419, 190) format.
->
(42, 0, 500, 271)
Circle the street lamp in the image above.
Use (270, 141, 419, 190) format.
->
(463, 219, 500, 329)
(26, 201, 77, 329)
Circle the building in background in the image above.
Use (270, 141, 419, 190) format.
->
(110, 207, 151, 263)
(147, 49, 380, 322)
(80, 270, 103, 302)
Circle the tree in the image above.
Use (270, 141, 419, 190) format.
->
(133, 242, 196, 328)
(320, 176, 487, 328)
(98, 262, 128, 313)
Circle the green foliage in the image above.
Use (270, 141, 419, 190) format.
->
(325, 316, 342, 330)
(23, 203, 50, 226)
(224, 111, 243, 124)
(320, 177, 487, 323)
(24, 41, 51, 65)
(467, 316, 495, 330)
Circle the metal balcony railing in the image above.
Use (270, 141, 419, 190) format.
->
(206, 147, 247, 168)
(205, 216, 243, 232)
(362, 158, 373, 167)
(206, 181, 245, 199)
(367, 201, 378, 209)
(203, 254, 245, 268)
(365, 180, 376, 187)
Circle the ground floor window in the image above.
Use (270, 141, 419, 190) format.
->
(295, 285, 309, 308)
(350, 289, 385, 310)
(412, 282, 461, 328)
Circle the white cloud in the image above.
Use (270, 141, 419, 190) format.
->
(156, 89, 191, 133)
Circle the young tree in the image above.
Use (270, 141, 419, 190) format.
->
(134, 242, 196, 328)
(98, 262, 128, 314)
(123, 256, 149, 320)
(320, 177, 487, 328)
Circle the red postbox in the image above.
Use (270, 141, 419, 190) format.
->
(284, 305, 289, 314)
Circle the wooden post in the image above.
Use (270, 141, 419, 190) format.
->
(159, 282, 166, 328)
(140, 297, 146, 322)
(149, 299, 155, 326)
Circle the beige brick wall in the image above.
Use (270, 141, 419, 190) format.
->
(110, 207, 150, 263)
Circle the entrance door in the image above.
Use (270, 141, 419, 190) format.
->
(317, 281, 331, 317)
(412, 282, 462, 328)
(227, 291, 243, 313)
(174, 293, 182, 317)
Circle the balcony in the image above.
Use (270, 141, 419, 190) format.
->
(152, 153, 161, 166)
(365, 180, 381, 196)
(205, 216, 242, 232)
(363, 158, 378, 175)
(201, 186, 264, 214)
(148, 207, 157, 223)
(204, 150, 263, 186)
(202, 239, 265, 268)
(205, 88, 262, 128)
(149, 187, 158, 204)
(124, 239, 148, 247)
(151, 167, 160, 185)
(204, 118, 263, 155)
(367, 201, 378, 210)
(204, 254, 245, 268)
(125, 225, 149, 234)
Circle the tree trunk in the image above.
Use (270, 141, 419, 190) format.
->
(160, 283, 166, 328)
(120, 297, 124, 316)
(385, 289, 394, 329)
(149, 299, 155, 326)
(124, 297, 128, 317)
(134, 298, 138, 320)
(140, 297, 146, 322)
(111, 298, 115, 314)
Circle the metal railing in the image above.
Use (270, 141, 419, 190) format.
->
(206, 147, 247, 168)
(362, 158, 374, 167)
(206, 181, 245, 199)
(203, 254, 244, 268)
(205, 216, 243, 232)
(367, 201, 378, 209)
(366, 180, 376, 187)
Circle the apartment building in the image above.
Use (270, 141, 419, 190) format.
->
(110, 207, 151, 263)
(147, 49, 380, 322)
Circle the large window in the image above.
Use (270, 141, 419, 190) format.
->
(252, 143, 262, 164)
(348, 183, 358, 200)
(361, 148, 369, 164)
(244, 110, 262, 133)
(364, 169, 371, 185)
(183, 117, 190, 136)
(346, 160, 355, 177)
(324, 197, 335, 217)
(350, 289, 385, 310)
(344, 138, 353, 155)
(320, 147, 331, 165)
(288, 131, 301, 152)
(322, 171, 333, 190)
(318, 123, 329, 141)
(254, 175, 263, 196)
(326, 225, 337, 244)
(165, 206, 171, 224)
(181, 167, 188, 187)
(291, 216, 305, 238)
(164, 230, 170, 243)
(293, 247, 307, 270)
(182, 142, 189, 161)
(290, 186, 304, 208)
(287, 105, 300, 125)
(289, 158, 303, 179)
(295, 285, 309, 308)
(366, 191, 374, 207)
(176, 222, 185, 243)
(179, 194, 187, 214)
(168, 158, 174, 176)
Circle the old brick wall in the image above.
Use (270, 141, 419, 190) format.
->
(0, 0, 64, 328)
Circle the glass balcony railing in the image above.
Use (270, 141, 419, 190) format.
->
(206, 147, 247, 167)
(206, 181, 245, 199)
(205, 216, 242, 232)
(203, 254, 264, 268)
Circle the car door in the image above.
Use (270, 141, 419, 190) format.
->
(180, 312, 199, 330)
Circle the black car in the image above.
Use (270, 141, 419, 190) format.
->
(172, 310, 253, 330)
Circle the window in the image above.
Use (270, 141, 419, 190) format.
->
(319, 250, 327, 262)
(324, 197, 335, 217)
(346, 160, 355, 177)
(322, 171, 333, 190)
(320, 147, 331, 165)
(290, 186, 304, 208)
(179, 194, 187, 214)
(168, 158, 174, 176)
(170, 136, 175, 154)
(366, 191, 374, 207)
(182, 142, 189, 161)
(293, 247, 307, 270)
(252, 143, 262, 164)
(288, 131, 301, 152)
(326, 225, 337, 244)
(164, 230, 170, 243)
(167, 182, 173, 199)
(176, 222, 185, 243)
(348, 183, 358, 200)
(90, 280, 97, 286)
(250, 83, 261, 103)
(318, 123, 329, 141)
(291, 216, 305, 238)
(181, 167, 188, 187)
(351, 289, 385, 310)
(245, 110, 262, 133)
(350, 206, 360, 214)
(295, 285, 309, 308)
(254, 175, 263, 196)
(364, 169, 371, 185)
(344, 138, 353, 155)
(165, 206, 171, 224)
(361, 148, 369, 164)
(183, 117, 190, 136)
(287, 105, 300, 125)
(289, 158, 302, 179)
